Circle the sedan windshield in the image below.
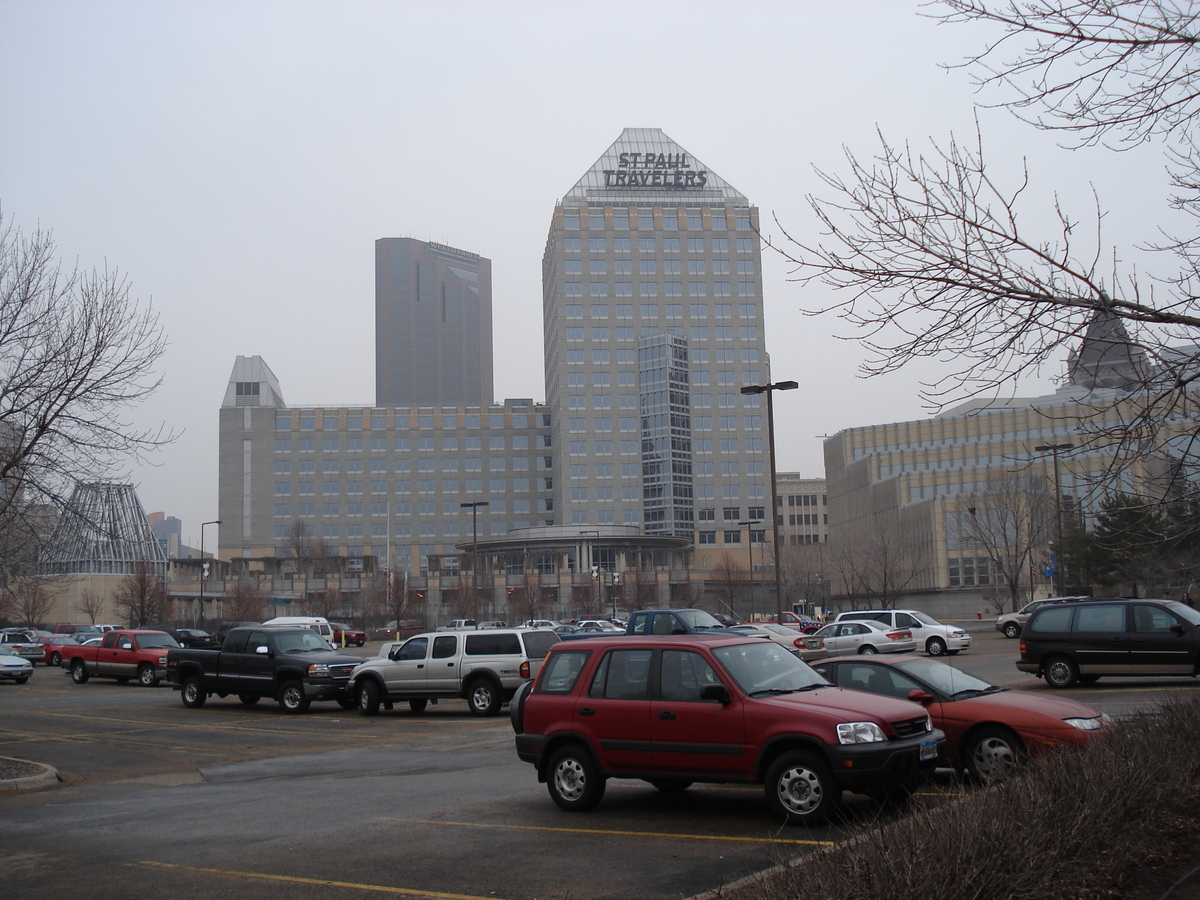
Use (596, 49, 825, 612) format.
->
(712, 641, 827, 695)
(893, 658, 996, 697)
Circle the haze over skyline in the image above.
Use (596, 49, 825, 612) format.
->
(1, 1, 1178, 547)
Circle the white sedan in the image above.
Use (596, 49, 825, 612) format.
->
(0, 652, 33, 684)
(726, 623, 828, 662)
(812, 620, 917, 656)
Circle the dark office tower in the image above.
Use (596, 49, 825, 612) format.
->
(375, 238, 494, 408)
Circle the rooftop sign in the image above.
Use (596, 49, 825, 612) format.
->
(603, 152, 708, 190)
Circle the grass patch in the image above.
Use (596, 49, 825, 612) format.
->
(718, 697, 1200, 900)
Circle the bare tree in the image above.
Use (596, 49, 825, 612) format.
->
(114, 560, 166, 627)
(959, 477, 1055, 612)
(710, 554, 748, 619)
(829, 524, 926, 610)
(509, 573, 545, 625)
(78, 588, 106, 624)
(7, 578, 58, 628)
(621, 567, 659, 610)
(286, 520, 313, 576)
(0, 211, 169, 588)
(777, 542, 831, 615)
(222, 583, 267, 622)
(772, 2, 1200, 506)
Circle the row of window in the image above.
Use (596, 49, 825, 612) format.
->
(563, 260, 755, 275)
(272, 479, 547, 507)
(274, 457, 549, 476)
(564, 326, 759, 342)
(562, 214, 751, 230)
(564, 415, 763, 432)
(563, 283, 757, 298)
(564, 302, 756, 317)
(275, 413, 548, 432)
(560, 237, 755, 253)
(786, 513, 827, 526)
(568, 510, 640, 525)
(562, 347, 749, 365)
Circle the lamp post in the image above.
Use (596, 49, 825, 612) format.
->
(460, 501, 489, 628)
(741, 380, 798, 623)
(1034, 443, 1074, 595)
(738, 519, 762, 619)
(198, 520, 221, 629)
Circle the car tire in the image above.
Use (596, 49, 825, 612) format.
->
(765, 750, 841, 826)
(50, 651, 62, 667)
(1003, 622, 1021, 639)
(238, 693, 260, 705)
(356, 639, 365, 648)
(926, 637, 947, 657)
(278, 680, 310, 713)
(14, 676, 28, 684)
(70, 659, 89, 684)
(409, 698, 428, 714)
(467, 678, 502, 717)
(858, 645, 878, 655)
(963, 726, 1024, 781)
(181, 676, 207, 708)
(1044, 655, 1079, 689)
(546, 744, 606, 812)
(358, 680, 381, 716)
(648, 779, 692, 793)
(138, 664, 159, 687)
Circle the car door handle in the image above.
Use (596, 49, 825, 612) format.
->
(579, 707, 595, 716)
(658, 711, 676, 720)
(417, 664, 424, 669)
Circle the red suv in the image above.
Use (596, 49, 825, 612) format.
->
(511, 634, 944, 825)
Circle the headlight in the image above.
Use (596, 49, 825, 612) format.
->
(837, 722, 887, 744)
(307, 664, 331, 677)
(1065, 717, 1104, 731)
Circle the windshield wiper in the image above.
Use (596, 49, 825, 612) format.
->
(952, 685, 1007, 700)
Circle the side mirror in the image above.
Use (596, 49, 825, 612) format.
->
(255, 645, 269, 655)
(1172, 624, 1186, 635)
(700, 684, 732, 704)
(907, 689, 935, 705)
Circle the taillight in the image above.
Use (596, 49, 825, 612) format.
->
(886, 629, 911, 641)
(520, 661, 530, 679)
(1019, 639, 1027, 656)
(793, 637, 805, 649)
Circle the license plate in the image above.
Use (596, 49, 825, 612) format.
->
(920, 739, 938, 761)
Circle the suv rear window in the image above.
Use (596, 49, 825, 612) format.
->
(465, 633, 521, 656)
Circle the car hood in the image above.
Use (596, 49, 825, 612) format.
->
(758, 686, 930, 722)
(0, 653, 32, 666)
(954, 689, 1102, 720)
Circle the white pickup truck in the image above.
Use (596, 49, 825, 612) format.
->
(348, 628, 559, 717)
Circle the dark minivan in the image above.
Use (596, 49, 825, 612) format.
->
(1017, 599, 1200, 688)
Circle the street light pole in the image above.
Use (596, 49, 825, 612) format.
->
(198, 520, 221, 629)
(738, 519, 762, 620)
(1034, 443, 1074, 595)
(741, 380, 798, 624)
(460, 502, 489, 628)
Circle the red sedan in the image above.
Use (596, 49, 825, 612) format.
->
(811, 655, 1108, 780)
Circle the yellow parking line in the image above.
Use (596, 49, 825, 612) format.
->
(131, 861, 509, 899)
(384, 817, 835, 846)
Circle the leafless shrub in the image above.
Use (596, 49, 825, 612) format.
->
(718, 698, 1200, 900)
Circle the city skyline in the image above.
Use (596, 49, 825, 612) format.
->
(2, 2, 1178, 545)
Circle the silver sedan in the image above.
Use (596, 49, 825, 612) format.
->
(812, 620, 917, 656)
(0, 652, 33, 684)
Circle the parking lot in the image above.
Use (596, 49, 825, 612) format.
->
(1, 625, 1197, 899)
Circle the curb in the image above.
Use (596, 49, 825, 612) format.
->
(0, 757, 62, 792)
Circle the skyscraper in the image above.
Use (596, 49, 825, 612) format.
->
(542, 128, 770, 561)
(375, 238, 494, 408)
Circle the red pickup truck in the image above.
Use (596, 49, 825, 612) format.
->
(60, 630, 179, 687)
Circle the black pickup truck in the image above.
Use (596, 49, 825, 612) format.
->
(166, 625, 364, 713)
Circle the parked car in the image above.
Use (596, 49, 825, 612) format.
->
(478, 620, 509, 630)
(215, 621, 261, 644)
(833, 609, 971, 656)
(263, 615, 335, 643)
(510, 634, 944, 825)
(350, 627, 560, 717)
(373, 620, 423, 640)
(811, 655, 1108, 779)
(438, 619, 477, 631)
(761, 611, 823, 633)
(813, 620, 917, 656)
(41, 633, 95, 667)
(0, 631, 45, 664)
(150, 627, 220, 649)
(1017, 598, 1200, 688)
(996, 597, 1092, 639)
(60, 630, 180, 686)
(626, 608, 728, 635)
(726, 622, 828, 662)
(0, 651, 33, 684)
(330, 623, 367, 647)
(167, 625, 365, 712)
(49, 623, 101, 635)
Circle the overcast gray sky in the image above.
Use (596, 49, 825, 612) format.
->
(0, 1, 1178, 547)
